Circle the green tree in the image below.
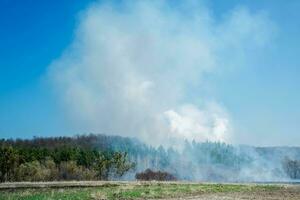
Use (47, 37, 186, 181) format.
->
(112, 152, 135, 177)
(0, 146, 18, 182)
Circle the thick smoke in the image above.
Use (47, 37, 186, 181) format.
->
(49, 0, 274, 146)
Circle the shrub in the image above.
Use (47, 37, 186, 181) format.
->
(135, 169, 176, 181)
(43, 158, 59, 181)
(58, 161, 97, 180)
(16, 161, 50, 181)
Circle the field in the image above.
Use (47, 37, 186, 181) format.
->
(1, 181, 300, 200)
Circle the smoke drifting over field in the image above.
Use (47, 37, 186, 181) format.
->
(49, 0, 274, 146)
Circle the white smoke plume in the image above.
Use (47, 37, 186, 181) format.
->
(49, 0, 274, 146)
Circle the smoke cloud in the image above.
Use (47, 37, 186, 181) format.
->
(49, 0, 274, 146)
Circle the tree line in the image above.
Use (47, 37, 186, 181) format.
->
(1, 134, 300, 182)
(0, 137, 135, 182)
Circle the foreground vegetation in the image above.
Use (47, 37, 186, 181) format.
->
(0, 182, 281, 200)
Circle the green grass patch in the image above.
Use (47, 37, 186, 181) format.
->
(0, 183, 281, 200)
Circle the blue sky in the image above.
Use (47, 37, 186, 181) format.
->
(0, 0, 299, 146)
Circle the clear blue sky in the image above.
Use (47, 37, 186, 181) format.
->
(0, 0, 299, 146)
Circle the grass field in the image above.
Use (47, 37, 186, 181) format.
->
(1, 181, 296, 200)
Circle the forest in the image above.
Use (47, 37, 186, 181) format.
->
(1, 134, 300, 182)
(0, 135, 135, 182)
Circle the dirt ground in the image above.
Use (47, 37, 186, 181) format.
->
(165, 185, 300, 200)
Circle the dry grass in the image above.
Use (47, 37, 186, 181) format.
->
(0, 181, 299, 200)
